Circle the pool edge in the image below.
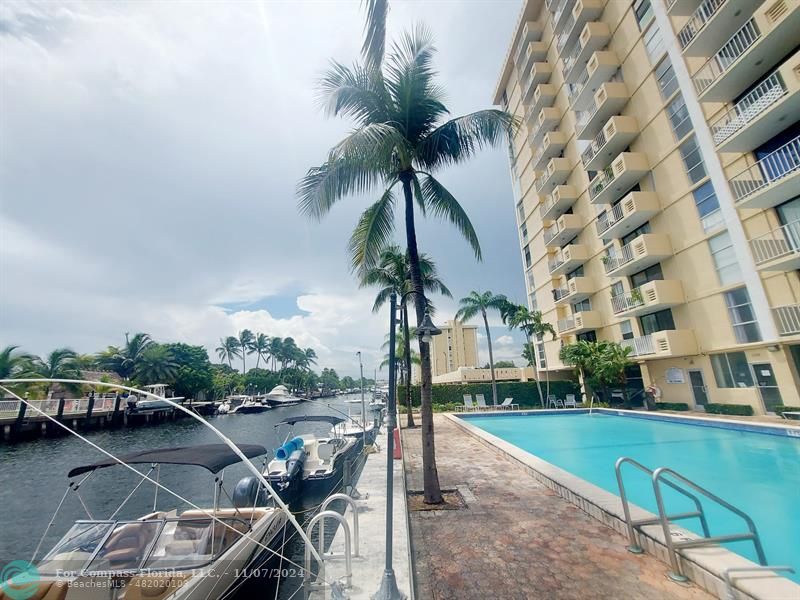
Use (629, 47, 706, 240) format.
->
(446, 412, 800, 600)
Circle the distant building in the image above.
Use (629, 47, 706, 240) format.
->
(433, 366, 536, 385)
(413, 319, 479, 384)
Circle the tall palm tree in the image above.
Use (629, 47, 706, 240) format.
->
(0, 345, 33, 379)
(279, 338, 299, 370)
(268, 337, 283, 371)
(252, 333, 270, 370)
(215, 336, 241, 368)
(133, 345, 179, 385)
(96, 333, 153, 380)
(455, 291, 508, 406)
(30, 348, 81, 394)
(298, 5, 516, 503)
(360, 244, 450, 427)
(237, 329, 255, 373)
(504, 303, 556, 407)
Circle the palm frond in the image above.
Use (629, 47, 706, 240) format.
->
(361, 0, 388, 70)
(371, 286, 394, 313)
(329, 122, 411, 170)
(347, 184, 397, 272)
(454, 303, 479, 322)
(318, 60, 389, 124)
(418, 173, 482, 260)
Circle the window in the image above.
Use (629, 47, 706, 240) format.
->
(577, 331, 597, 342)
(711, 352, 754, 388)
(666, 94, 691, 141)
(639, 309, 675, 335)
(708, 231, 742, 285)
(572, 298, 591, 313)
(529, 290, 539, 312)
(633, 0, 654, 30)
(630, 263, 663, 288)
(611, 281, 625, 298)
(679, 135, 707, 184)
(566, 265, 584, 280)
(622, 222, 651, 246)
(517, 201, 524, 223)
(691, 181, 723, 233)
(654, 58, 678, 100)
(643, 19, 664, 62)
(536, 336, 547, 369)
(725, 288, 761, 343)
(524, 245, 532, 269)
(521, 222, 528, 242)
(620, 320, 634, 340)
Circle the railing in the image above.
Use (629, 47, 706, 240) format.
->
(773, 304, 800, 335)
(582, 126, 608, 166)
(558, 316, 575, 332)
(543, 223, 559, 245)
(596, 202, 625, 235)
(553, 287, 571, 302)
(589, 165, 616, 201)
(611, 289, 645, 314)
(562, 41, 582, 76)
(0, 397, 118, 417)
(710, 71, 787, 145)
(749, 219, 800, 265)
(568, 69, 591, 103)
(620, 335, 655, 356)
(551, 0, 569, 21)
(535, 172, 549, 194)
(677, 0, 727, 50)
(548, 253, 566, 273)
(693, 19, 761, 95)
(557, 13, 576, 52)
(730, 135, 800, 203)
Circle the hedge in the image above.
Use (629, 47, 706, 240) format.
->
(773, 405, 800, 416)
(398, 380, 580, 409)
(655, 402, 690, 412)
(705, 403, 754, 416)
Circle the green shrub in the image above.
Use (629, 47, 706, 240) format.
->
(655, 402, 690, 412)
(773, 405, 800, 416)
(705, 403, 754, 416)
(397, 380, 580, 409)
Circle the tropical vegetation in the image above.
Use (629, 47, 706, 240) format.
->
(501, 302, 556, 407)
(559, 340, 633, 405)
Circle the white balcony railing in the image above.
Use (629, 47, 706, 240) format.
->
(595, 202, 625, 235)
(693, 18, 761, 95)
(710, 71, 787, 145)
(548, 253, 566, 273)
(773, 304, 800, 335)
(621, 335, 656, 357)
(588, 165, 616, 201)
(611, 289, 646, 314)
(544, 223, 559, 245)
(568, 69, 591, 104)
(749, 219, 800, 265)
(553, 287, 571, 302)
(557, 13, 577, 52)
(603, 242, 635, 273)
(558, 316, 576, 332)
(677, 0, 727, 50)
(729, 135, 800, 203)
(562, 42, 582, 75)
(581, 126, 608, 166)
(0, 397, 117, 417)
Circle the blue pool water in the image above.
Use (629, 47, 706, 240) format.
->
(463, 412, 800, 581)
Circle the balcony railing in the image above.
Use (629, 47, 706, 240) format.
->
(562, 42, 581, 76)
(595, 202, 624, 236)
(557, 316, 575, 332)
(568, 69, 591, 104)
(729, 135, 800, 203)
(611, 289, 646, 315)
(553, 287, 571, 302)
(774, 304, 800, 335)
(543, 223, 559, 245)
(588, 165, 615, 201)
(621, 335, 655, 357)
(582, 126, 608, 167)
(693, 18, 761, 96)
(710, 71, 787, 146)
(603, 242, 635, 274)
(551, 0, 570, 22)
(677, 0, 726, 50)
(749, 219, 800, 265)
(557, 13, 576, 52)
(548, 254, 565, 273)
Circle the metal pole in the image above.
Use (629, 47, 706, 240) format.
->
(372, 292, 405, 600)
(358, 351, 366, 447)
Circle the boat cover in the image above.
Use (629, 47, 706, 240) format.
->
(277, 415, 345, 426)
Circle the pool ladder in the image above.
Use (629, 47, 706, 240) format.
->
(614, 457, 787, 589)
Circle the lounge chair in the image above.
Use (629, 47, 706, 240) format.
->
(499, 397, 519, 410)
(564, 394, 577, 409)
(475, 394, 490, 411)
(547, 394, 563, 409)
(462, 394, 477, 412)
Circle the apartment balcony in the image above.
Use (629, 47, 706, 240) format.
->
(773, 304, 800, 335)
(553, 276, 594, 306)
(522, 62, 554, 103)
(515, 20, 545, 66)
(556, 0, 604, 55)
(678, 0, 758, 56)
(563, 22, 611, 83)
(749, 219, 800, 271)
(668, 0, 704, 15)
(519, 41, 549, 82)
(710, 54, 800, 152)
(526, 83, 558, 119)
(558, 310, 602, 335)
(539, 185, 578, 221)
(693, 2, 800, 102)
(551, 0, 575, 33)
(604, 233, 672, 277)
(529, 106, 561, 145)
(594, 192, 660, 239)
(548, 244, 591, 275)
(569, 51, 620, 111)
(535, 157, 571, 195)
(729, 134, 800, 209)
(621, 330, 699, 359)
(544, 213, 582, 248)
(575, 82, 629, 140)
(588, 152, 649, 205)
(531, 131, 568, 170)
(581, 115, 639, 171)
(611, 280, 686, 318)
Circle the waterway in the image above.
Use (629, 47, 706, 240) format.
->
(0, 392, 371, 598)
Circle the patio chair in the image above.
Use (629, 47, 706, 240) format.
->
(547, 394, 563, 409)
(462, 394, 477, 412)
(564, 394, 577, 409)
(499, 397, 519, 410)
(475, 394, 490, 411)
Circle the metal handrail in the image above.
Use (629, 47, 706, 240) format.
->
(652, 466, 767, 582)
(615, 458, 710, 554)
(710, 71, 787, 145)
(319, 493, 360, 558)
(730, 135, 800, 203)
(582, 125, 608, 166)
(677, 0, 726, 50)
(304, 510, 353, 598)
(693, 18, 760, 95)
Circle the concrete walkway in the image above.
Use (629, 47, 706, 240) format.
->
(402, 415, 712, 600)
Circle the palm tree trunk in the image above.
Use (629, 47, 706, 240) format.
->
(402, 174, 442, 504)
(255, 354, 261, 370)
(482, 309, 498, 405)
(403, 303, 416, 428)
(527, 334, 544, 407)
(241, 348, 246, 374)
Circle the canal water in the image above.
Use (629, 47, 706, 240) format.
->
(0, 393, 371, 598)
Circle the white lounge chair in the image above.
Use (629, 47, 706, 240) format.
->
(547, 394, 563, 409)
(499, 397, 519, 410)
(462, 394, 477, 412)
(564, 394, 577, 409)
(476, 394, 490, 411)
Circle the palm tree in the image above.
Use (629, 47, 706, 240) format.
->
(252, 333, 270, 369)
(0, 345, 33, 379)
(361, 244, 450, 427)
(504, 304, 556, 407)
(298, 4, 516, 503)
(96, 333, 154, 380)
(237, 329, 255, 373)
(268, 337, 283, 371)
(279, 338, 299, 370)
(559, 340, 599, 404)
(216, 336, 241, 368)
(30, 348, 81, 394)
(302, 348, 318, 371)
(133, 345, 179, 385)
(455, 291, 508, 406)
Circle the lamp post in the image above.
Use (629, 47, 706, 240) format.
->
(357, 351, 366, 447)
(373, 291, 441, 600)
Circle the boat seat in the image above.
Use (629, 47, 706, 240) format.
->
(179, 507, 268, 521)
(0, 580, 68, 600)
(121, 574, 190, 600)
(317, 442, 334, 464)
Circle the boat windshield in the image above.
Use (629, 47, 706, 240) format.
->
(38, 522, 116, 574)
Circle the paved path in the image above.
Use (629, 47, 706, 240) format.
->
(401, 416, 711, 600)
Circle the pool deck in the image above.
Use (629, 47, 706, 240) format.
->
(401, 414, 714, 600)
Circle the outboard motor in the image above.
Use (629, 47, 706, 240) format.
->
(232, 476, 266, 508)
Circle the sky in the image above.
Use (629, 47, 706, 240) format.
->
(0, 0, 527, 378)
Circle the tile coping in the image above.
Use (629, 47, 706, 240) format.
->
(445, 412, 800, 600)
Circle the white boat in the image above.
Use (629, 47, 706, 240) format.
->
(127, 384, 184, 413)
(264, 385, 302, 408)
(219, 394, 270, 414)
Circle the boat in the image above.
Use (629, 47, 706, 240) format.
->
(264, 385, 302, 408)
(9, 444, 290, 600)
(263, 436, 307, 507)
(333, 418, 379, 446)
(218, 395, 271, 414)
(126, 383, 183, 413)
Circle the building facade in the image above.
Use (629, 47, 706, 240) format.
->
(413, 319, 479, 383)
(494, 0, 800, 413)
(432, 366, 537, 385)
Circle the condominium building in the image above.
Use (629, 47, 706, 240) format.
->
(494, 0, 800, 413)
(413, 320, 479, 383)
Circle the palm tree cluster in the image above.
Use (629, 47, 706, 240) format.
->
(215, 330, 317, 374)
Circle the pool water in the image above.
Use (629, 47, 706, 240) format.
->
(464, 412, 800, 581)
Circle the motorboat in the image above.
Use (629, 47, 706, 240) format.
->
(218, 395, 270, 414)
(264, 385, 302, 408)
(333, 417, 379, 447)
(263, 436, 307, 507)
(4, 444, 290, 600)
(126, 384, 183, 413)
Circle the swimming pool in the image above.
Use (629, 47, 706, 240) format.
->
(461, 411, 800, 582)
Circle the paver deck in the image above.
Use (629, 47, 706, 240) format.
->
(401, 415, 712, 600)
